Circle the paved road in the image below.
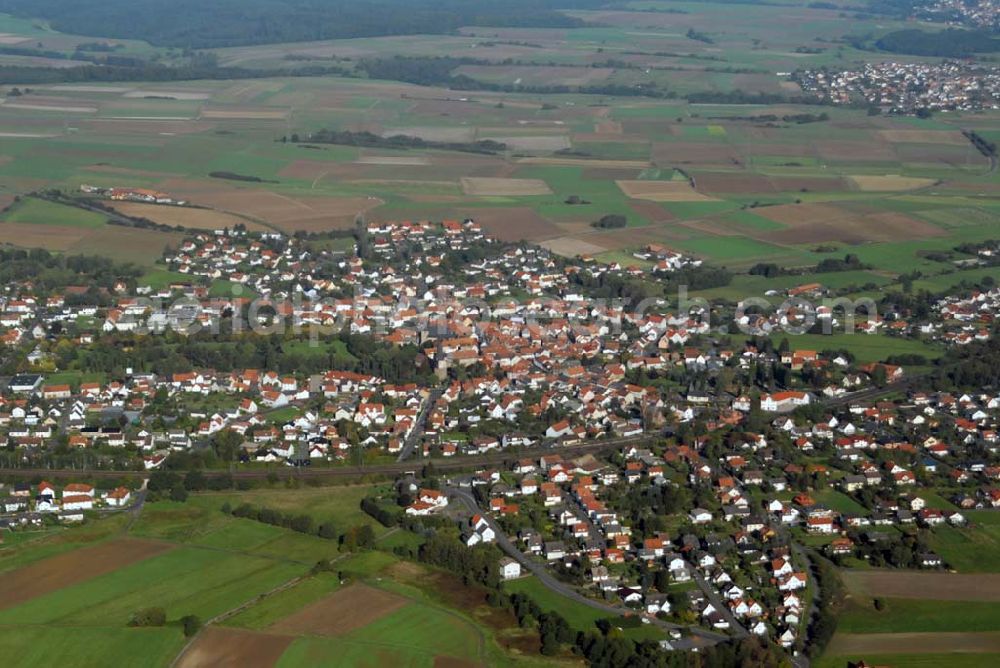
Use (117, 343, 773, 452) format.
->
(445, 486, 730, 649)
(691, 567, 748, 640)
(397, 388, 442, 462)
(789, 541, 824, 668)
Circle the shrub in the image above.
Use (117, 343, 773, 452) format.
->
(180, 614, 201, 637)
(128, 607, 166, 627)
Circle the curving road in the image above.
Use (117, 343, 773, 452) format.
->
(445, 486, 731, 649)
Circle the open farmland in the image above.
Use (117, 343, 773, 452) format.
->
(461, 177, 552, 197)
(616, 180, 716, 202)
(0, 538, 171, 611)
(177, 627, 293, 668)
(827, 632, 1000, 655)
(0, 69, 994, 290)
(0, 481, 527, 668)
(268, 583, 406, 636)
(841, 570, 1000, 602)
(2, 2, 1000, 666)
(107, 202, 272, 232)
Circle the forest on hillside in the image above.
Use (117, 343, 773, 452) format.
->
(0, 0, 604, 48)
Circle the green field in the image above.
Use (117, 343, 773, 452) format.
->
(222, 572, 343, 630)
(183, 483, 391, 535)
(816, 654, 1000, 668)
(0, 626, 185, 668)
(0, 547, 305, 625)
(928, 512, 1000, 573)
(838, 598, 1000, 634)
(1, 197, 107, 228)
(767, 333, 943, 364)
(504, 575, 611, 633)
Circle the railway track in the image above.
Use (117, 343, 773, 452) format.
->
(0, 435, 644, 480)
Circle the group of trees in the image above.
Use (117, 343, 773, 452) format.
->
(932, 334, 1000, 390)
(591, 214, 627, 229)
(291, 127, 506, 155)
(749, 253, 870, 278)
(358, 54, 674, 99)
(806, 555, 845, 658)
(875, 28, 1000, 57)
(0, 245, 140, 293)
(128, 606, 198, 636)
(225, 501, 339, 540)
(360, 496, 402, 528)
(61, 327, 434, 385)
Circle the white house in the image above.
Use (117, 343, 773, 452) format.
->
(499, 557, 522, 580)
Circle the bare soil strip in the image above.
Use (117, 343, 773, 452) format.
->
(176, 627, 293, 668)
(829, 631, 1000, 655)
(842, 570, 1000, 601)
(268, 583, 407, 636)
(0, 538, 172, 611)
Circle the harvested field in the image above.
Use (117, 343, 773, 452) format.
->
(2, 102, 97, 113)
(177, 627, 293, 668)
(0, 222, 90, 251)
(652, 142, 743, 167)
(755, 203, 843, 226)
(850, 175, 937, 191)
(356, 156, 430, 166)
(828, 631, 1000, 655)
(83, 165, 177, 179)
(107, 202, 270, 232)
(435, 657, 481, 668)
(843, 570, 1000, 602)
(0, 538, 171, 611)
(769, 176, 849, 192)
(518, 157, 649, 168)
(461, 177, 552, 196)
(456, 64, 612, 86)
(277, 160, 344, 181)
(595, 120, 623, 135)
(79, 119, 215, 136)
(586, 224, 693, 250)
(0, 132, 58, 138)
(48, 85, 133, 93)
(751, 143, 818, 157)
(750, 203, 945, 245)
(629, 200, 676, 223)
(816, 139, 896, 162)
(893, 142, 983, 165)
(693, 172, 775, 194)
(617, 180, 716, 202)
(70, 225, 186, 263)
(269, 583, 406, 636)
(879, 129, 968, 145)
(200, 109, 288, 120)
(460, 207, 560, 242)
(157, 183, 381, 233)
(0, 34, 30, 45)
(540, 236, 608, 257)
